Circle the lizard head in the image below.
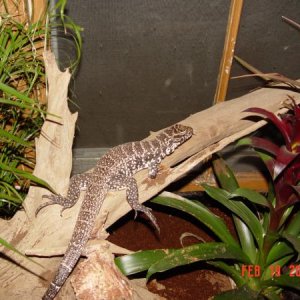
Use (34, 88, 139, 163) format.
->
(161, 124, 193, 155)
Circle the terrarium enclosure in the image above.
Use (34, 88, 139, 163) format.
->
(0, 1, 300, 300)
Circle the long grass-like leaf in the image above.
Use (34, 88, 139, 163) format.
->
(214, 285, 261, 300)
(212, 158, 258, 264)
(208, 260, 247, 287)
(230, 188, 270, 208)
(261, 274, 300, 290)
(151, 193, 238, 247)
(0, 128, 33, 148)
(115, 249, 176, 276)
(0, 237, 43, 267)
(147, 242, 251, 278)
(203, 184, 264, 250)
(0, 162, 56, 193)
(0, 81, 36, 104)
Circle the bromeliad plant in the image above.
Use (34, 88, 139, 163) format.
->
(115, 98, 300, 299)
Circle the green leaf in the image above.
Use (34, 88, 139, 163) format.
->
(115, 249, 175, 275)
(151, 194, 238, 247)
(0, 237, 43, 268)
(267, 210, 300, 264)
(211, 159, 259, 263)
(0, 162, 56, 194)
(266, 241, 294, 265)
(0, 193, 23, 205)
(214, 284, 262, 300)
(0, 128, 33, 148)
(262, 254, 294, 280)
(282, 232, 300, 260)
(203, 184, 264, 250)
(208, 260, 247, 287)
(279, 205, 294, 228)
(230, 188, 270, 208)
(233, 218, 257, 264)
(0, 81, 36, 104)
(286, 209, 300, 235)
(147, 242, 251, 279)
(262, 274, 300, 290)
(0, 98, 46, 114)
(213, 157, 239, 192)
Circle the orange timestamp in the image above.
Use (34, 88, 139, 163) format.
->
(241, 264, 300, 277)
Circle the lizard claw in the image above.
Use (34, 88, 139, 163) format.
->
(35, 194, 64, 217)
(35, 200, 54, 216)
(133, 205, 160, 233)
(60, 206, 68, 217)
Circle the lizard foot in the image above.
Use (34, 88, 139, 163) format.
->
(36, 194, 66, 217)
(133, 204, 160, 233)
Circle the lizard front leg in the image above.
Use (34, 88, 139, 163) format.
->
(147, 160, 159, 179)
(108, 175, 159, 232)
(36, 173, 91, 216)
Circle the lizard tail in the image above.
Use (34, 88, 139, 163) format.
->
(42, 185, 108, 300)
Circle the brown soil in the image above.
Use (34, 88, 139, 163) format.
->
(107, 192, 236, 300)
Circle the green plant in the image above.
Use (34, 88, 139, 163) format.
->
(0, 1, 82, 256)
(115, 98, 300, 299)
(0, 1, 82, 217)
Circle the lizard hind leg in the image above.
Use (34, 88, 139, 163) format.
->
(109, 176, 160, 232)
(36, 173, 91, 217)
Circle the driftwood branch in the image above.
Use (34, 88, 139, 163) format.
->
(0, 52, 299, 298)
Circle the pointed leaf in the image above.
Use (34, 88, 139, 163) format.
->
(0, 81, 35, 104)
(203, 184, 264, 250)
(0, 193, 23, 205)
(286, 209, 300, 235)
(273, 147, 299, 179)
(262, 274, 300, 290)
(151, 193, 238, 247)
(232, 217, 257, 264)
(282, 232, 300, 260)
(0, 237, 43, 268)
(230, 188, 270, 208)
(212, 157, 239, 192)
(266, 241, 294, 266)
(0, 128, 33, 148)
(214, 284, 261, 300)
(0, 162, 56, 194)
(237, 136, 279, 157)
(115, 249, 174, 275)
(244, 107, 291, 146)
(0, 98, 47, 114)
(208, 261, 247, 287)
(147, 242, 251, 278)
(263, 254, 294, 280)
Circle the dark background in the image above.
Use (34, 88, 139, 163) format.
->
(59, 1, 300, 148)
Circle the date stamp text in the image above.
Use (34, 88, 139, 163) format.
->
(241, 264, 300, 277)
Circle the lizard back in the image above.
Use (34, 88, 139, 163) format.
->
(40, 123, 193, 299)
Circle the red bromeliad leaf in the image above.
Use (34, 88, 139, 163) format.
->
(244, 107, 292, 148)
(273, 147, 299, 179)
(241, 136, 298, 179)
(238, 136, 279, 156)
(292, 185, 300, 198)
(274, 163, 300, 210)
(281, 99, 300, 151)
(280, 113, 295, 144)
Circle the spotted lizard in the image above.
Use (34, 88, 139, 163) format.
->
(37, 123, 193, 299)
